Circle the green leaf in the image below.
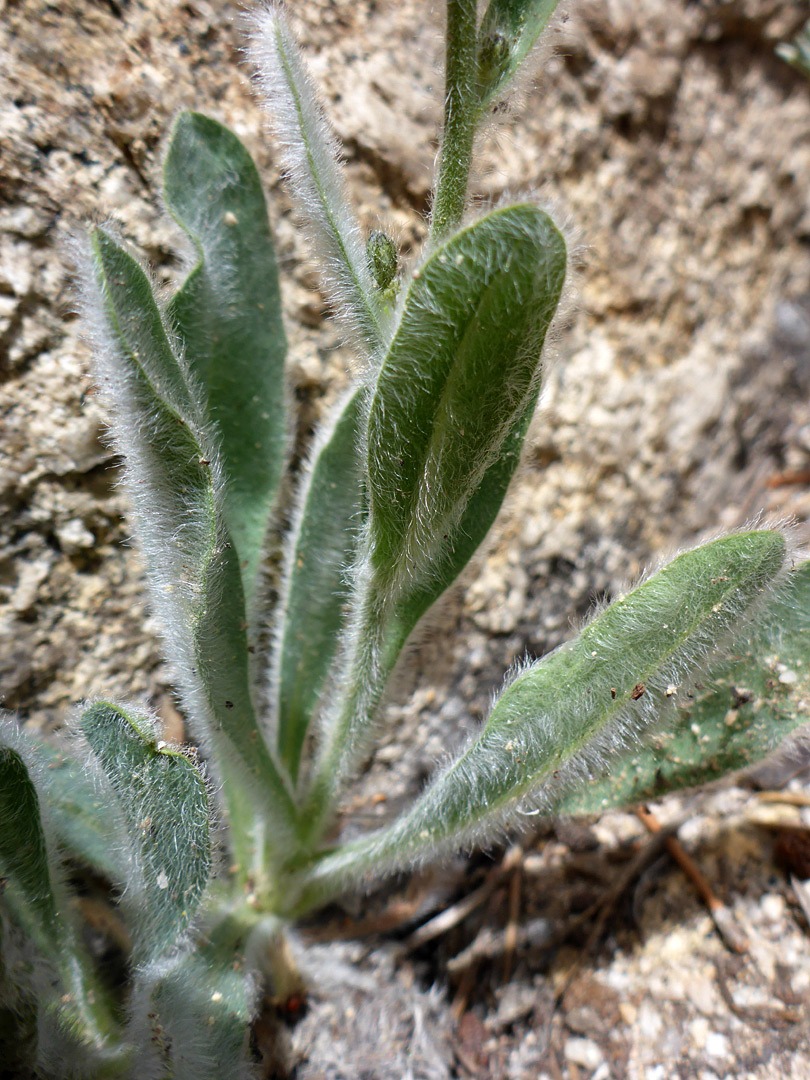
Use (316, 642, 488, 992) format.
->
(477, 0, 563, 107)
(165, 112, 288, 609)
(0, 725, 128, 1068)
(303, 204, 566, 832)
(0, 745, 59, 950)
(289, 531, 790, 911)
(275, 388, 365, 783)
(87, 227, 221, 582)
(12, 731, 128, 882)
(387, 362, 540, 652)
(86, 228, 297, 872)
(133, 908, 261, 1080)
(249, 9, 389, 352)
(367, 203, 566, 600)
(556, 558, 810, 815)
(79, 702, 211, 961)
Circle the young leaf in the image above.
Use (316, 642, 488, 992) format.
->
(0, 745, 60, 950)
(477, 0, 564, 108)
(82, 228, 298, 870)
(367, 203, 566, 600)
(130, 908, 263, 1080)
(555, 558, 810, 815)
(9, 729, 128, 883)
(0, 725, 127, 1068)
(274, 388, 365, 784)
(366, 230, 399, 293)
(165, 111, 288, 610)
(289, 531, 790, 911)
(79, 702, 212, 961)
(248, 6, 389, 353)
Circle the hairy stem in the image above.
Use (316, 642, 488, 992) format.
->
(430, 0, 480, 241)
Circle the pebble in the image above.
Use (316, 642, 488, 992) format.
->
(637, 1000, 663, 1040)
(618, 1001, 637, 1025)
(56, 518, 96, 554)
(687, 973, 718, 1015)
(760, 893, 786, 921)
(11, 554, 53, 613)
(374, 743, 400, 764)
(493, 982, 537, 1029)
(690, 1017, 709, 1048)
(704, 1031, 729, 1060)
(563, 1037, 603, 1071)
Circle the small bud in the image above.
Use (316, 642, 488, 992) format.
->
(366, 230, 398, 292)
(477, 30, 511, 93)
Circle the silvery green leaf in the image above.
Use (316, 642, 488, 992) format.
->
(305, 203, 566, 828)
(290, 531, 789, 912)
(556, 558, 810, 814)
(248, 6, 389, 353)
(275, 388, 365, 783)
(165, 112, 288, 609)
(366, 204, 565, 599)
(386, 365, 540, 655)
(83, 229, 297, 871)
(79, 702, 212, 962)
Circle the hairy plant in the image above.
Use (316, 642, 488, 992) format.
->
(3, 2, 810, 1076)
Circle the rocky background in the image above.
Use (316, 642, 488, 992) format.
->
(3, 0, 810, 1077)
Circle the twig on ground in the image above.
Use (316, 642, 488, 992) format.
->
(635, 805, 749, 954)
(756, 790, 810, 808)
(766, 469, 810, 488)
(407, 845, 523, 950)
(502, 845, 523, 983)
